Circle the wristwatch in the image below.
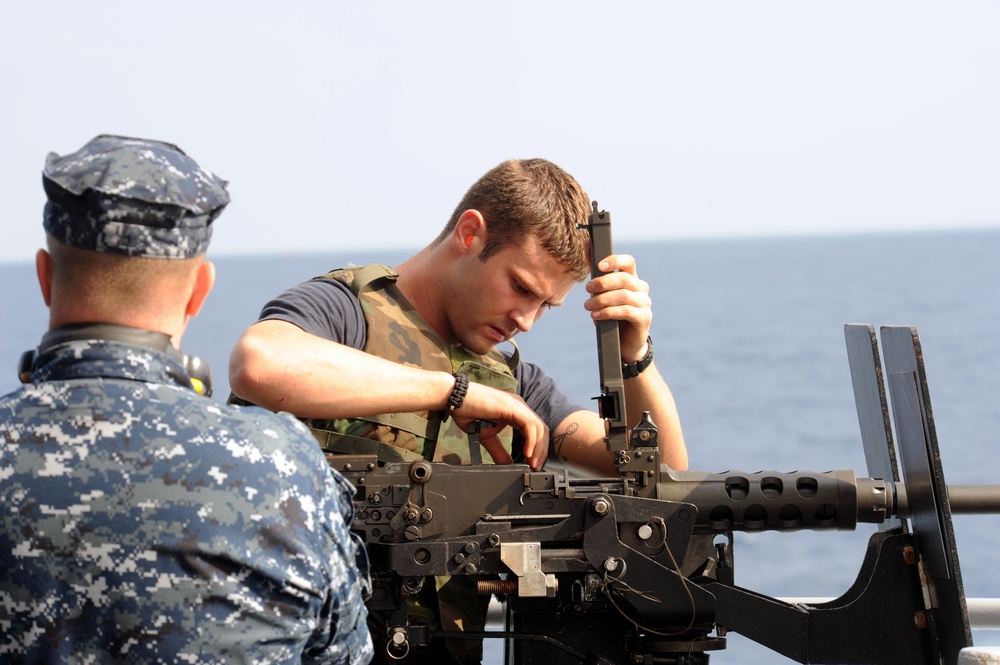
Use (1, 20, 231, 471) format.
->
(622, 336, 654, 379)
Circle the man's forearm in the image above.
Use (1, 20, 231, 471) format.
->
(230, 320, 551, 463)
(229, 320, 454, 418)
(623, 361, 687, 470)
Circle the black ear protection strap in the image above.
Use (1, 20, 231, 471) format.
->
(18, 323, 212, 397)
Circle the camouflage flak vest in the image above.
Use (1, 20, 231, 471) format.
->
(307, 264, 520, 465)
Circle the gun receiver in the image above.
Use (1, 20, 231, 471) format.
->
(331, 204, 987, 664)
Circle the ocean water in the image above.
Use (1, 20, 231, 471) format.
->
(1, 228, 998, 663)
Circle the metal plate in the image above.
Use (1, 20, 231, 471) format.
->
(880, 325, 971, 657)
(844, 323, 903, 531)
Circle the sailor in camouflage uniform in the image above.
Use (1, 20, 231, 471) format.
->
(0, 135, 373, 664)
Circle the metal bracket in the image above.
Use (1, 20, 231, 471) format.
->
(500, 542, 557, 597)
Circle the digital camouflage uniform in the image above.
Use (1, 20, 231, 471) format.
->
(0, 135, 374, 663)
(303, 265, 517, 665)
(0, 340, 372, 663)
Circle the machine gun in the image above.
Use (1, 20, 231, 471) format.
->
(328, 204, 997, 664)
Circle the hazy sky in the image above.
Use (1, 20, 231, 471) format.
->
(2, 2, 998, 263)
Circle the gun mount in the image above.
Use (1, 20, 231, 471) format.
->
(333, 455, 914, 663)
(328, 204, 998, 664)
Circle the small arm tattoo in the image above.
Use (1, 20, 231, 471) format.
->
(552, 422, 579, 462)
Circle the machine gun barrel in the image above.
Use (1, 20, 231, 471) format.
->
(657, 467, 894, 533)
(341, 453, 998, 556)
(930, 484, 1000, 515)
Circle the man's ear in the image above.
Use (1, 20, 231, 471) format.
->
(185, 260, 216, 318)
(454, 209, 486, 253)
(35, 249, 53, 307)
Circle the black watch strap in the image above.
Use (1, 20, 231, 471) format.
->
(622, 336, 654, 379)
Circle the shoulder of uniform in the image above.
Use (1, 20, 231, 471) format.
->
(315, 264, 397, 293)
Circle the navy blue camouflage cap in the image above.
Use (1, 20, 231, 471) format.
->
(42, 134, 230, 259)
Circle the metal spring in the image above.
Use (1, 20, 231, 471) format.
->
(478, 579, 517, 596)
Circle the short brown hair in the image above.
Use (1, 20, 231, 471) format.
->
(438, 159, 592, 281)
(47, 236, 202, 317)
